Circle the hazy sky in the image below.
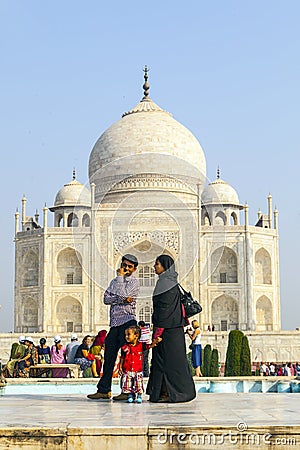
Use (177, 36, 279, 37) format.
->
(0, 1, 299, 331)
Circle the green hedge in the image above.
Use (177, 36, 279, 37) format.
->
(225, 330, 252, 376)
(202, 344, 212, 377)
(240, 335, 252, 376)
(225, 330, 244, 376)
(210, 348, 219, 377)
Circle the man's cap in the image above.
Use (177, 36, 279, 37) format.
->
(18, 335, 26, 343)
(53, 335, 62, 343)
(122, 254, 138, 266)
(25, 336, 34, 344)
(71, 333, 78, 340)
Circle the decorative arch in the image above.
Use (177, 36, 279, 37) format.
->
(22, 297, 38, 332)
(211, 295, 239, 331)
(56, 213, 63, 227)
(67, 212, 78, 227)
(56, 296, 82, 333)
(203, 212, 211, 226)
(117, 240, 175, 267)
(230, 212, 238, 225)
(57, 247, 82, 284)
(255, 248, 272, 284)
(211, 246, 238, 283)
(22, 250, 39, 287)
(215, 211, 226, 225)
(266, 348, 278, 363)
(256, 295, 273, 331)
(202, 207, 211, 226)
(82, 213, 90, 227)
(253, 348, 263, 362)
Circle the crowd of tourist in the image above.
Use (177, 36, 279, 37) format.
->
(2, 323, 151, 379)
(3, 335, 300, 380)
(259, 361, 300, 377)
(2, 332, 108, 378)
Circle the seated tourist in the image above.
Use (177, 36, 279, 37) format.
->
(37, 338, 51, 364)
(50, 335, 68, 378)
(74, 335, 101, 378)
(66, 334, 79, 364)
(5, 336, 27, 377)
(35, 337, 51, 377)
(15, 337, 38, 377)
(89, 330, 107, 376)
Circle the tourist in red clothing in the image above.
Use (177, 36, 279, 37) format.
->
(119, 326, 161, 403)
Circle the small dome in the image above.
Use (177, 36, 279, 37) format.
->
(202, 176, 240, 205)
(53, 177, 91, 208)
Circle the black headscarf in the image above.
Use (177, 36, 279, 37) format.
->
(152, 255, 184, 328)
(157, 255, 175, 272)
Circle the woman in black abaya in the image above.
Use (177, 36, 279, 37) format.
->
(146, 255, 196, 403)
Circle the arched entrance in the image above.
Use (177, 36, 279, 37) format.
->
(56, 296, 82, 333)
(211, 295, 239, 331)
(256, 295, 273, 331)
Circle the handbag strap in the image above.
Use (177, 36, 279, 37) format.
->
(178, 283, 188, 294)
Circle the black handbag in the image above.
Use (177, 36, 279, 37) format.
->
(178, 284, 202, 318)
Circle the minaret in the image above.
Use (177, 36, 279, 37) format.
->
(274, 206, 279, 231)
(268, 193, 273, 228)
(244, 202, 249, 229)
(43, 203, 48, 230)
(15, 209, 19, 235)
(257, 208, 262, 220)
(21, 194, 26, 228)
(244, 202, 253, 329)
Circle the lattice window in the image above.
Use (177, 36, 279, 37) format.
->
(66, 273, 74, 284)
(138, 266, 156, 287)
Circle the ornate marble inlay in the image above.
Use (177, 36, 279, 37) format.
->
(113, 231, 179, 256)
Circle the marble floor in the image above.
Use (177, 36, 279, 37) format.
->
(1, 392, 300, 449)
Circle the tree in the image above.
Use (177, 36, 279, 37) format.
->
(240, 335, 252, 376)
(225, 330, 244, 376)
(210, 348, 219, 377)
(202, 344, 212, 377)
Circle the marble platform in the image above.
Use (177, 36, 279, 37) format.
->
(1, 389, 300, 449)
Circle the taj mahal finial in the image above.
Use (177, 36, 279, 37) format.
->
(73, 168, 76, 180)
(142, 65, 150, 100)
(217, 166, 220, 179)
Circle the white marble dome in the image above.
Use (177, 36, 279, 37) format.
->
(88, 95, 206, 196)
(54, 177, 91, 207)
(202, 176, 240, 205)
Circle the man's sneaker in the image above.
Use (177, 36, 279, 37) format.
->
(136, 394, 142, 404)
(113, 392, 129, 401)
(127, 394, 134, 403)
(87, 391, 112, 400)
